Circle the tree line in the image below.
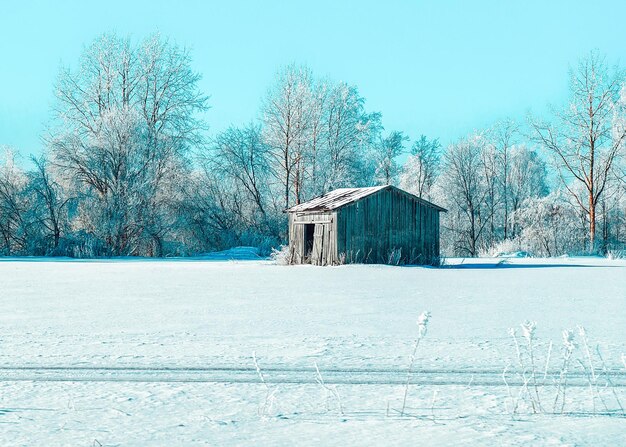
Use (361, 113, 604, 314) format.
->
(1, 34, 625, 258)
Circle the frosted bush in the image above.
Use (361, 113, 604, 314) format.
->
(607, 249, 625, 260)
(480, 238, 525, 258)
(514, 193, 583, 257)
(270, 245, 293, 265)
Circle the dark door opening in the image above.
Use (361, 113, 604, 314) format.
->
(304, 224, 315, 260)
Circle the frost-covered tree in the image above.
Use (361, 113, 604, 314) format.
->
(320, 82, 371, 190)
(182, 65, 384, 255)
(531, 51, 626, 252)
(262, 65, 314, 208)
(0, 148, 29, 254)
(305, 80, 328, 196)
(10, 38, 626, 259)
(0, 149, 72, 256)
(489, 120, 518, 239)
(480, 141, 501, 247)
(506, 145, 548, 237)
(346, 111, 384, 187)
(178, 169, 242, 252)
(514, 192, 584, 256)
(436, 125, 550, 256)
(26, 156, 70, 253)
(374, 130, 407, 185)
(204, 124, 280, 235)
(48, 33, 208, 256)
(438, 135, 492, 256)
(59, 106, 154, 255)
(262, 65, 383, 205)
(399, 135, 441, 200)
(597, 192, 625, 253)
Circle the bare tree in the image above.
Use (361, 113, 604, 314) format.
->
(0, 148, 28, 254)
(399, 135, 441, 200)
(489, 120, 519, 239)
(207, 124, 275, 234)
(507, 146, 548, 237)
(262, 64, 313, 208)
(531, 51, 626, 252)
(28, 156, 71, 251)
(374, 131, 407, 185)
(440, 136, 491, 256)
(306, 80, 328, 196)
(480, 141, 500, 247)
(48, 33, 208, 256)
(515, 192, 583, 256)
(321, 82, 368, 191)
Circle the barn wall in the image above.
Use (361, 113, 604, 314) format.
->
(288, 211, 337, 265)
(335, 188, 441, 265)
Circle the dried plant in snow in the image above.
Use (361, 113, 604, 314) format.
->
(521, 321, 543, 412)
(553, 329, 576, 413)
(508, 324, 540, 413)
(595, 345, 624, 415)
(400, 311, 431, 416)
(504, 322, 624, 416)
(577, 326, 603, 413)
(253, 351, 279, 418)
(314, 362, 344, 415)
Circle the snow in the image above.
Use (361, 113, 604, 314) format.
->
(195, 246, 263, 261)
(0, 257, 625, 445)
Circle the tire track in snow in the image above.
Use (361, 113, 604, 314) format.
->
(1, 365, 625, 387)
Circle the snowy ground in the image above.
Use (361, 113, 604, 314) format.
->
(0, 256, 625, 446)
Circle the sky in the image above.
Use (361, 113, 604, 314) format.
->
(2, 0, 626, 160)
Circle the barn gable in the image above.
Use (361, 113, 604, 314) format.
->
(285, 185, 446, 214)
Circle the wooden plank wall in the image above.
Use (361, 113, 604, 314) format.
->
(335, 188, 441, 265)
(288, 212, 338, 265)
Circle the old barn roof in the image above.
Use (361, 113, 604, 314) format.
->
(286, 185, 446, 213)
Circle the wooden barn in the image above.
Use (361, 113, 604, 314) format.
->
(285, 185, 446, 266)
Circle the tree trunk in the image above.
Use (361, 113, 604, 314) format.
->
(503, 150, 509, 240)
(589, 191, 595, 253)
(284, 170, 290, 209)
(294, 167, 301, 205)
(469, 204, 477, 257)
(601, 200, 608, 255)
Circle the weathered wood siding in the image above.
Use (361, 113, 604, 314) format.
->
(335, 188, 441, 265)
(288, 212, 338, 265)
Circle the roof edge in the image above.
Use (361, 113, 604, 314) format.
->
(284, 185, 447, 213)
(384, 185, 448, 212)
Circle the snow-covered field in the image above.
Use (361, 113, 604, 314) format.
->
(1, 257, 625, 446)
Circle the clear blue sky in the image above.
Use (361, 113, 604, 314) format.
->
(2, 0, 626, 158)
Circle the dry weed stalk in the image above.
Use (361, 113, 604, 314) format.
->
(400, 311, 431, 416)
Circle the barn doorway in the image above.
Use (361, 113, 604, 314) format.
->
(304, 224, 315, 260)
(311, 224, 325, 265)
